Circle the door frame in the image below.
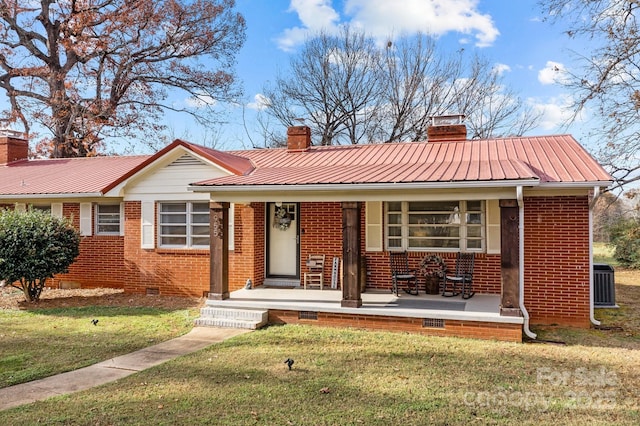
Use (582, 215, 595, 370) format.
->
(265, 202, 300, 278)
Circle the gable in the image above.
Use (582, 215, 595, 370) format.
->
(122, 149, 233, 201)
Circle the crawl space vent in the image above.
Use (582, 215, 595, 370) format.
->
(298, 311, 318, 320)
(422, 318, 445, 329)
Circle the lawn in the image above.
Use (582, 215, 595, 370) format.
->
(0, 324, 638, 425)
(0, 245, 638, 424)
(0, 300, 200, 388)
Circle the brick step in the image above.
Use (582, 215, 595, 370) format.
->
(195, 307, 268, 330)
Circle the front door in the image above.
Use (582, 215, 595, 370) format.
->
(267, 203, 299, 277)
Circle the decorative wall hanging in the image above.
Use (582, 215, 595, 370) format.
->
(274, 206, 291, 231)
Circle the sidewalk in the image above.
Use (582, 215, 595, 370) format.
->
(0, 327, 249, 411)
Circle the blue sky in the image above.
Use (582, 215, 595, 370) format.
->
(1, 0, 593, 153)
(196, 0, 590, 151)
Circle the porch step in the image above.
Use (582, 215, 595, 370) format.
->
(195, 307, 268, 330)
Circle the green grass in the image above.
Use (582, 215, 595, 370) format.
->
(0, 306, 199, 388)
(0, 243, 637, 423)
(1, 325, 638, 425)
(593, 241, 618, 266)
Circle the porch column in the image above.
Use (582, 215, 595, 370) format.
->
(500, 199, 521, 316)
(208, 201, 229, 300)
(341, 201, 362, 308)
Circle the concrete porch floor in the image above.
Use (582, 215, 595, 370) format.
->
(205, 287, 524, 325)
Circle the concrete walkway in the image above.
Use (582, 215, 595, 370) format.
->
(0, 327, 249, 411)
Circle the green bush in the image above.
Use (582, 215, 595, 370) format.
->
(0, 207, 80, 302)
(609, 218, 640, 269)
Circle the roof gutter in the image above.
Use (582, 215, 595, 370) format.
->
(189, 179, 541, 193)
(517, 185, 537, 340)
(589, 186, 602, 326)
(0, 192, 104, 199)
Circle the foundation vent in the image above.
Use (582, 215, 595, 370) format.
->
(298, 311, 318, 320)
(146, 287, 160, 295)
(422, 318, 445, 328)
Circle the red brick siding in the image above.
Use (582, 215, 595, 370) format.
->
(299, 202, 343, 287)
(122, 201, 209, 297)
(268, 310, 522, 342)
(523, 196, 590, 327)
(228, 203, 265, 291)
(51, 203, 125, 289)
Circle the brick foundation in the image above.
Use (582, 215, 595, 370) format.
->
(268, 310, 522, 342)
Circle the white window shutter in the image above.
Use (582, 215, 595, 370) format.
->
(228, 203, 235, 250)
(51, 203, 63, 218)
(486, 199, 501, 254)
(79, 203, 92, 236)
(141, 201, 155, 249)
(365, 201, 383, 252)
(119, 202, 125, 236)
(15, 203, 26, 212)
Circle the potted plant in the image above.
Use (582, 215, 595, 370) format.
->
(419, 254, 447, 295)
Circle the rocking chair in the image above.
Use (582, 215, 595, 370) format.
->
(442, 252, 475, 299)
(389, 251, 419, 296)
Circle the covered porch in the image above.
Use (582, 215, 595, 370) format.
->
(203, 287, 524, 342)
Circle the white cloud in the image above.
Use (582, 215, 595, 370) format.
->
(247, 93, 270, 111)
(185, 94, 216, 108)
(493, 63, 511, 76)
(276, 0, 341, 51)
(538, 61, 569, 85)
(276, 0, 499, 51)
(528, 94, 583, 131)
(344, 0, 499, 47)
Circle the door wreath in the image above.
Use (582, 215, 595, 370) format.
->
(274, 206, 291, 231)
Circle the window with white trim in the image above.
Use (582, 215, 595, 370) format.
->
(159, 202, 209, 248)
(386, 201, 484, 251)
(96, 204, 120, 235)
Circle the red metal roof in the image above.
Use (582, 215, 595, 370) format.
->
(0, 156, 149, 196)
(193, 135, 612, 187)
(0, 134, 613, 198)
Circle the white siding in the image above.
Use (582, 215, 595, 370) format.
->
(124, 152, 230, 202)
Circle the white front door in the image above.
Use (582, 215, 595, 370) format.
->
(267, 203, 299, 277)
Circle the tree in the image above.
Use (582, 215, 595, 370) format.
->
(0, 0, 245, 157)
(0, 207, 80, 302)
(540, 0, 640, 192)
(264, 26, 385, 146)
(263, 27, 538, 146)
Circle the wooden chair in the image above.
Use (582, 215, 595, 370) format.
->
(389, 251, 418, 296)
(304, 254, 325, 289)
(442, 252, 475, 299)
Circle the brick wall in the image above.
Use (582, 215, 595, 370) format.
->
(268, 310, 522, 342)
(122, 201, 210, 297)
(299, 202, 343, 287)
(228, 203, 265, 291)
(523, 196, 591, 327)
(51, 203, 125, 289)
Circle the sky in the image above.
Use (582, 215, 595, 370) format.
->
(1, 0, 593, 153)
(187, 0, 591, 152)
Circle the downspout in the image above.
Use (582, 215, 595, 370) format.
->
(517, 186, 537, 339)
(589, 187, 602, 326)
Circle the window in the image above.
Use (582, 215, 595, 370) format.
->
(386, 201, 484, 251)
(29, 204, 51, 213)
(96, 204, 121, 235)
(159, 202, 209, 248)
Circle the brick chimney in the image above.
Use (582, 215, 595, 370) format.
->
(287, 125, 311, 152)
(0, 129, 29, 165)
(427, 114, 467, 142)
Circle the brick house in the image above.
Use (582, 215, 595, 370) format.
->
(0, 119, 612, 341)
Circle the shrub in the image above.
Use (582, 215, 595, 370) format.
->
(609, 218, 640, 269)
(0, 207, 80, 302)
